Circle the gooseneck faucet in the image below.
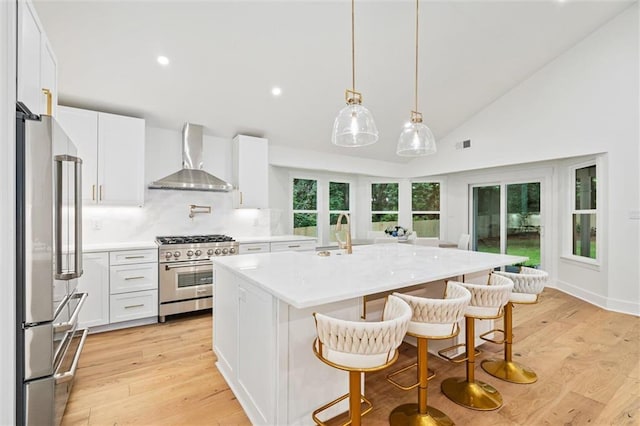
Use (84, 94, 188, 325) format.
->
(335, 213, 352, 254)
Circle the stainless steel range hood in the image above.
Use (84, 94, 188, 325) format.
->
(149, 123, 233, 192)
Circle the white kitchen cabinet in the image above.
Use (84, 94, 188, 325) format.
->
(270, 240, 316, 252)
(232, 135, 268, 209)
(238, 242, 270, 255)
(76, 252, 110, 329)
(108, 248, 158, 323)
(17, 0, 57, 117)
(57, 106, 145, 206)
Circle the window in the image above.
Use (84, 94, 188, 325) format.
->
(571, 164, 597, 259)
(292, 178, 317, 237)
(329, 182, 350, 243)
(411, 182, 440, 237)
(371, 183, 398, 231)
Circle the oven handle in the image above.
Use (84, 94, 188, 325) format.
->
(54, 292, 88, 333)
(54, 328, 89, 385)
(164, 261, 213, 270)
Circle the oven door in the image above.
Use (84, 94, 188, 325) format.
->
(159, 260, 213, 303)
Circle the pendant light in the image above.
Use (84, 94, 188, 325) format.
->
(332, 0, 379, 148)
(397, 0, 437, 156)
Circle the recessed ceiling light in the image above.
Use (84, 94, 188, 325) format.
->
(271, 87, 282, 96)
(157, 56, 170, 66)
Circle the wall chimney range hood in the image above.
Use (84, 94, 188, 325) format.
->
(149, 123, 234, 192)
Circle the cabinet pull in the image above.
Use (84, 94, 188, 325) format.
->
(124, 255, 145, 259)
(124, 304, 144, 309)
(91, 184, 96, 201)
(99, 185, 103, 201)
(247, 247, 262, 251)
(288, 245, 301, 248)
(42, 88, 52, 116)
(240, 191, 243, 205)
(124, 276, 145, 281)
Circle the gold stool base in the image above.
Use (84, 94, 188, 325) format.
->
(389, 403, 454, 426)
(440, 377, 503, 411)
(481, 359, 538, 384)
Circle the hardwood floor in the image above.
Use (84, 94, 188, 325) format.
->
(62, 288, 639, 425)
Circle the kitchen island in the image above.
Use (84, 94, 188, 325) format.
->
(212, 244, 526, 425)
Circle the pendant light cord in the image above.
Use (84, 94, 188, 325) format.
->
(414, 0, 419, 113)
(352, 0, 356, 92)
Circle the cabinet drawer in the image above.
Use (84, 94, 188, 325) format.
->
(239, 243, 270, 255)
(110, 290, 158, 323)
(110, 263, 158, 294)
(270, 240, 316, 252)
(110, 249, 158, 265)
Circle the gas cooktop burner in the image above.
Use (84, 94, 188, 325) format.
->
(156, 234, 235, 245)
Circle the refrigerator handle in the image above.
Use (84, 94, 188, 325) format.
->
(54, 154, 83, 280)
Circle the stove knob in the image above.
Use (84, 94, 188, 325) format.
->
(165, 252, 172, 259)
(173, 251, 181, 258)
(229, 247, 236, 254)
(195, 249, 202, 256)
(215, 249, 222, 255)
(207, 249, 214, 256)
(187, 250, 194, 257)
(222, 248, 229, 255)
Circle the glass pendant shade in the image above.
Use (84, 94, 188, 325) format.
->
(396, 121, 437, 156)
(332, 103, 379, 147)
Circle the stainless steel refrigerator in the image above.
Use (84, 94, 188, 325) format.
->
(16, 104, 88, 426)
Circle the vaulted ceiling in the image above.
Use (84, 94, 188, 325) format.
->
(34, 0, 634, 163)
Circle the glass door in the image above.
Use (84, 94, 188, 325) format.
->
(471, 181, 543, 268)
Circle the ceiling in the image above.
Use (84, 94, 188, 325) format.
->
(34, 0, 634, 163)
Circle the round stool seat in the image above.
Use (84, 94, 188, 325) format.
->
(312, 295, 411, 426)
(388, 283, 471, 426)
(441, 275, 513, 411)
(482, 267, 548, 384)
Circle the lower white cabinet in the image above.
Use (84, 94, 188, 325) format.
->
(270, 240, 316, 252)
(110, 290, 158, 324)
(77, 252, 110, 328)
(239, 242, 270, 254)
(78, 248, 158, 330)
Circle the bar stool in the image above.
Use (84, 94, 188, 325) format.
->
(439, 274, 513, 411)
(481, 266, 548, 384)
(387, 283, 471, 426)
(312, 294, 412, 426)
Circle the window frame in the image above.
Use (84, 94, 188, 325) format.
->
(410, 180, 442, 238)
(370, 181, 400, 233)
(328, 180, 352, 245)
(566, 160, 600, 265)
(291, 176, 319, 239)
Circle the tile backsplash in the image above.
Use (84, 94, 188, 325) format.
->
(83, 189, 274, 243)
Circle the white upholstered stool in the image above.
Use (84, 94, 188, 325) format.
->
(481, 266, 548, 384)
(387, 283, 471, 426)
(312, 294, 412, 426)
(439, 274, 513, 411)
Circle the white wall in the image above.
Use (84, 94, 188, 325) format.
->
(0, 1, 16, 423)
(407, 5, 638, 314)
(82, 126, 272, 243)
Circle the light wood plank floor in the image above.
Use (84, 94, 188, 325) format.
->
(62, 288, 639, 425)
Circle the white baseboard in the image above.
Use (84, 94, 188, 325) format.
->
(555, 280, 639, 316)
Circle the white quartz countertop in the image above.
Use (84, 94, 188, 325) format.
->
(235, 235, 317, 244)
(212, 244, 527, 309)
(83, 241, 157, 253)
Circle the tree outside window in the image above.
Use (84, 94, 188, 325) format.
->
(329, 182, 350, 243)
(411, 182, 440, 237)
(292, 178, 317, 237)
(371, 183, 398, 231)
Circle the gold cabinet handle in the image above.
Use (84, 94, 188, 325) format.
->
(41, 88, 53, 116)
(92, 185, 96, 201)
(99, 185, 103, 201)
(240, 191, 243, 205)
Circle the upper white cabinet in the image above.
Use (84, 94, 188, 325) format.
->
(17, 0, 58, 116)
(58, 106, 145, 206)
(232, 135, 268, 209)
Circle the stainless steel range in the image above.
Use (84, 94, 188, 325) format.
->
(156, 234, 238, 322)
